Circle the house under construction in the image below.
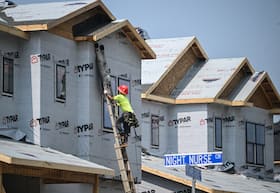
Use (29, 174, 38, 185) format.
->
(1, 0, 280, 193)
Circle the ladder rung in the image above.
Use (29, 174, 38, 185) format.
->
(115, 144, 128, 149)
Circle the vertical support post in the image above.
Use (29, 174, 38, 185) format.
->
(192, 177, 196, 193)
(93, 174, 99, 193)
(0, 167, 2, 193)
(0, 167, 4, 193)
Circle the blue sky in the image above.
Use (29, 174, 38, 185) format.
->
(13, 0, 280, 91)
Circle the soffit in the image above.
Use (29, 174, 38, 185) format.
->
(4, 1, 114, 26)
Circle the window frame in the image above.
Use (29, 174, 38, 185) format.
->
(215, 117, 222, 149)
(151, 114, 160, 148)
(2, 56, 14, 97)
(55, 64, 66, 103)
(103, 76, 116, 131)
(246, 122, 265, 165)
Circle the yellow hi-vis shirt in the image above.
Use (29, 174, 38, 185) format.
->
(113, 94, 134, 113)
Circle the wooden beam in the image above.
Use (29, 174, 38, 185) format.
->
(0, 23, 29, 40)
(74, 36, 92, 41)
(0, 154, 12, 164)
(93, 175, 99, 193)
(48, 27, 74, 40)
(232, 101, 253, 107)
(142, 165, 216, 193)
(270, 108, 280, 114)
(1, 185, 5, 193)
(15, 24, 48, 31)
(0, 167, 5, 193)
(0, 167, 2, 193)
(141, 93, 175, 104)
(260, 84, 273, 108)
(176, 98, 215, 104)
(121, 21, 156, 59)
(0, 162, 99, 184)
(92, 20, 127, 41)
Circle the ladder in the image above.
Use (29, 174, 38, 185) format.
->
(95, 43, 136, 193)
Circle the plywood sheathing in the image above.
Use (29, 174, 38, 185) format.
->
(74, 20, 156, 59)
(145, 38, 208, 97)
(0, 23, 29, 39)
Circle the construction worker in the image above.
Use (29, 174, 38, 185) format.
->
(105, 85, 139, 144)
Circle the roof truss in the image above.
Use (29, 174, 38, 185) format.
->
(245, 74, 280, 110)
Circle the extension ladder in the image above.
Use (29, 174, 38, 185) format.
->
(95, 43, 136, 193)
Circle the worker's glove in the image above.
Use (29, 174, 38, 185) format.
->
(104, 90, 108, 95)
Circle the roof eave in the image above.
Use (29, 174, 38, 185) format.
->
(75, 20, 156, 59)
(14, 1, 115, 32)
(0, 23, 29, 39)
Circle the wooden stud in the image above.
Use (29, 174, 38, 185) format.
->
(0, 167, 5, 193)
(0, 167, 2, 193)
(15, 24, 48, 32)
(49, 27, 74, 40)
(93, 175, 99, 193)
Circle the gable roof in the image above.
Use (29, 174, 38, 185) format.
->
(141, 37, 280, 113)
(74, 19, 156, 59)
(232, 72, 280, 113)
(4, 0, 115, 39)
(3, 1, 154, 59)
(0, 21, 29, 39)
(173, 57, 251, 100)
(4, 0, 115, 29)
(142, 36, 208, 96)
